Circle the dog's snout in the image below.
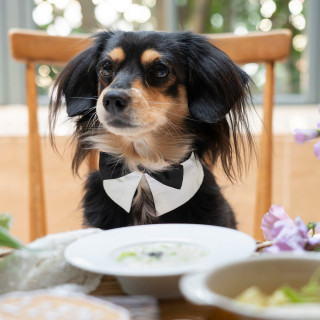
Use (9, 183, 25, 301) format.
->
(103, 90, 130, 114)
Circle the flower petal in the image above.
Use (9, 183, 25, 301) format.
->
(270, 220, 290, 239)
(269, 205, 293, 222)
(261, 205, 294, 241)
(264, 219, 307, 252)
(307, 236, 320, 246)
(261, 214, 278, 241)
(313, 141, 320, 160)
(295, 216, 308, 238)
(294, 129, 319, 144)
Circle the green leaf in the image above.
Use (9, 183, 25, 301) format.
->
(0, 213, 13, 230)
(301, 267, 320, 301)
(280, 286, 305, 303)
(0, 226, 24, 250)
(117, 251, 136, 261)
(307, 221, 317, 236)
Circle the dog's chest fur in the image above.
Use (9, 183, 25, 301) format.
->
(92, 129, 194, 225)
(131, 175, 157, 225)
(90, 107, 195, 218)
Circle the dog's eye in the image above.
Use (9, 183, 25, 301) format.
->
(100, 62, 114, 77)
(152, 63, 169, 78)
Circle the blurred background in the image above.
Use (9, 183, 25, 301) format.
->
(1, 0, 319, 105)
(1, 0, 320, 242)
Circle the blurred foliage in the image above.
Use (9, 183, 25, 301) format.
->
(33, 0, 308, 97)
(176, 0, 308, 95)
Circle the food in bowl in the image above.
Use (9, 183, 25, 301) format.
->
(236, 267, 320, 307)
(0, 291, 130, 320)
(180, 254, 320, 320)
(113, 241, 207, 268)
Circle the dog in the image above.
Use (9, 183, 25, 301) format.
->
(49, 30, 254, 230)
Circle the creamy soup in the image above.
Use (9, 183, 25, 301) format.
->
(113, 242, 207, 268)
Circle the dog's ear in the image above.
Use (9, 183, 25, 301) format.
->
(183, 33, 251, 123)
(51, 31, 113, 117)
(58, 46, 99, 117)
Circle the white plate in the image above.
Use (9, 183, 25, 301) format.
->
(65, 224, 256, 277)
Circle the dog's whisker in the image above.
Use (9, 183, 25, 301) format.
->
(69, 97, 98, 100)
(164, 117, 193, 136)
(140, 110, 177, 137)
(77, 107, 96, 118)
(162, 121, 192, 138)
(85, 113, 97, 130)
(145, 104, 195, 120)
(157, 116, 180, 137)
(146, 105, 202, 123)
(146, 101, 187, 106)
(158, 126, 176, 139)
(81, 106, 97, 117)
(143, 108, 192, 137)
(93, 117, 100, 127)
(90, 113, 98, 125)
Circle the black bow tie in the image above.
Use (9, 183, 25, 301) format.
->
(99, 152, 184, 189)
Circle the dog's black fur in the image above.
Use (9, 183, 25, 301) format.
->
(50, 31, 254, 230)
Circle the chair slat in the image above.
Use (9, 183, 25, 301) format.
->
(9, 29, 91, 65)
(254, 62, 275, 240)
(26, 62, 47, 240)
(10, 29, 291, 65)
(207, 29, 292, 64)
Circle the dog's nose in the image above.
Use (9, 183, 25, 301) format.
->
(103, 90, 130, 114)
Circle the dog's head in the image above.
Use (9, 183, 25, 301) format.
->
(50, 31, 254, 177)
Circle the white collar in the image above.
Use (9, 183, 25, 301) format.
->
(102, 153, 204, 216)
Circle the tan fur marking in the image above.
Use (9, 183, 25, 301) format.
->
(92, 81, 193, 171)
(130, 80, 189, 127)
(108, 47, 125, 63)
(140, 49, 161, 65)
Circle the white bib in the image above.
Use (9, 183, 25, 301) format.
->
(102, 153, 204, 216)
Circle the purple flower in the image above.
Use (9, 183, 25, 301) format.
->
(295, 216, 309, 238)
(307, 237, 320, 246)
(313, 141, 320, 160)
(261, 207, 320, 253)
(261, 205, 294, 241)
(264, 219, 307, 253)
(294, 129, 319, 144)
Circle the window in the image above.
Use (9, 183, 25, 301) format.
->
(2, 0, 318, 105)
(175, 0, 319, 104)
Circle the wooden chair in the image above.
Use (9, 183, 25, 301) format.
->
(9, 28, 291, 241)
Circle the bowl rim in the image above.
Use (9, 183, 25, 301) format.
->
(64, 223, 256, 277)
(180, 253, 320, 320)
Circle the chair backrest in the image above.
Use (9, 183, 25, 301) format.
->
(9, 28, 291, 241)
(206, 30, 292, 240)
